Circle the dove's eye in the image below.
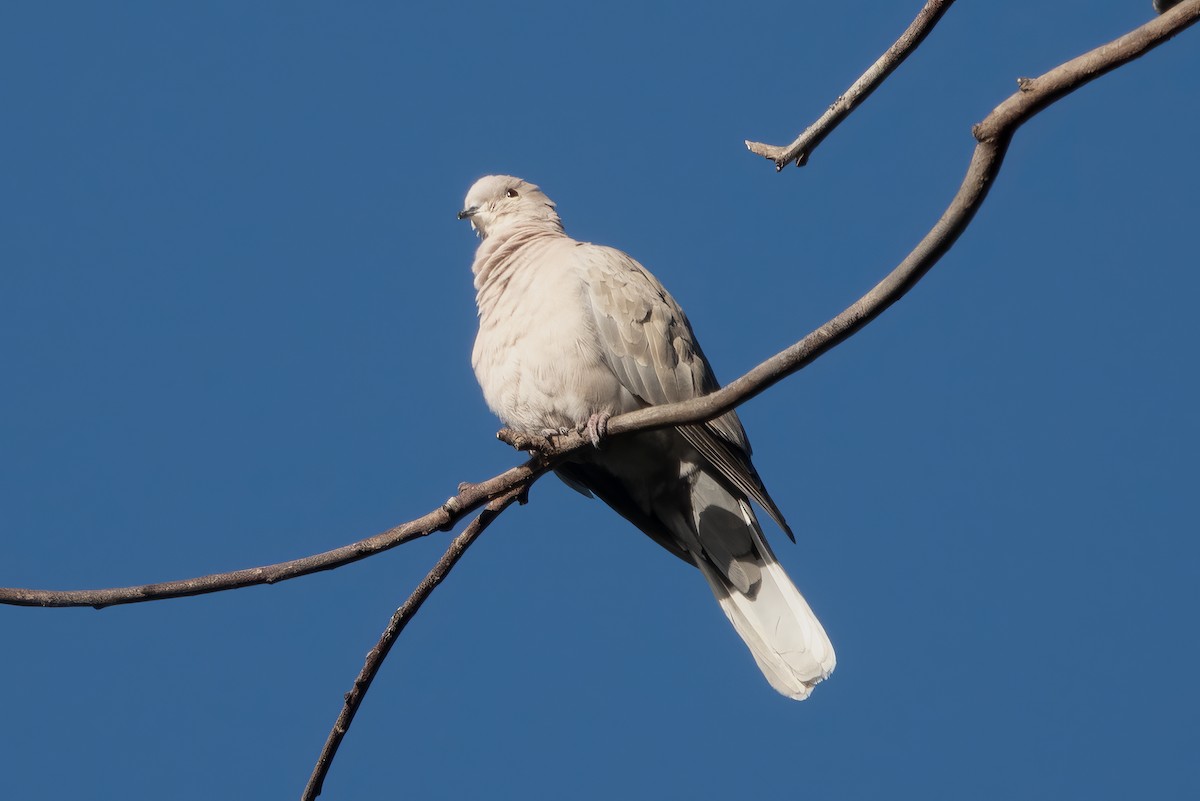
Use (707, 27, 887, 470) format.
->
(505, 188, 519, 198)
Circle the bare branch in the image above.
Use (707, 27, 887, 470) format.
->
(0, 460, 547, 609)
(615, 0, 1200, 437)
(745, 0, 957, 170)
(301, 487, 523, 801)
(2, 0, 1195, 614)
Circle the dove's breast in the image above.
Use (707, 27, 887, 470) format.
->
(472, 236, 635, 434)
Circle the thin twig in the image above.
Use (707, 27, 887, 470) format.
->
(301, 487, 524, 801)
(3, 0, 1196, 613)
(745, 0, 957, 170)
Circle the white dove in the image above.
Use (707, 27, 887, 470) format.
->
(459, 175, 834, 699)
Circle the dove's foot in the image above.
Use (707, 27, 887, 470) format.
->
(580, 412, 610, 448)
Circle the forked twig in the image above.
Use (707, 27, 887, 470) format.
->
(746, 0, 957, 170)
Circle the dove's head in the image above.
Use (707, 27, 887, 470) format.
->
(458, 175, 562, 239)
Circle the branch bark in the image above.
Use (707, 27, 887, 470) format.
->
(301, 487, 523, 801)
(745, 0, 957, 170)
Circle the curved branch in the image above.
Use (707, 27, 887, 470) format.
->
(746, 0, 957, 170)
(2, 0, 1196, 612)
(613, 0, 1200, 437)
(301, 487, 523, 801)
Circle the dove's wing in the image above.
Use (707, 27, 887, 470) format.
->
(576, 244, 794, 539)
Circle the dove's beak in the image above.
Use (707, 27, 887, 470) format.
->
(457, 205, 478, 220)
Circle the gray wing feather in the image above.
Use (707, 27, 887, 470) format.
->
(578, 244, 794, 539)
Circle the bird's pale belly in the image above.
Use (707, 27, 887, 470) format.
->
(473, 320, 633, 435)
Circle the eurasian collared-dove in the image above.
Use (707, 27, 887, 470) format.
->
(459, 175, 835, 699)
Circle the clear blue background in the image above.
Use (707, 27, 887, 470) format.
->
(3, 2, 1197, 798)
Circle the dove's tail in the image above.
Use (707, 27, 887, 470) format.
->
(683, 470, 836, 700)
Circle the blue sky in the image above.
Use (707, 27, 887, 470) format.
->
(3, 2, 1198, 798)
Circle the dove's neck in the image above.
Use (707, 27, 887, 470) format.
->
(472, 223, 567, 294)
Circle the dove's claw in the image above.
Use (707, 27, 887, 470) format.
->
(582, 412, 610, 448)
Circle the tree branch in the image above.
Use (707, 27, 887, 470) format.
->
(0, 460, 547, 608)
(745, 0, 957, 170)
(301, 487, 523, 801)
(616, 0, 1200, 436)
(2, 1, 1195, 617)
